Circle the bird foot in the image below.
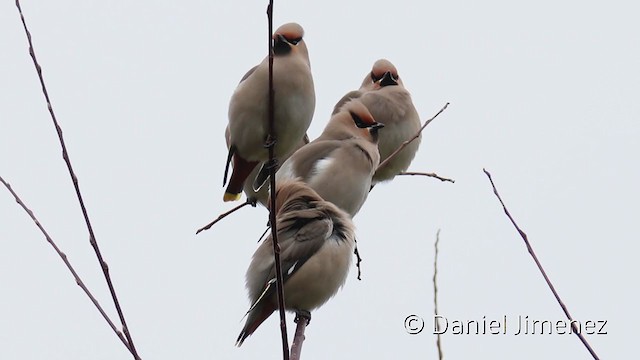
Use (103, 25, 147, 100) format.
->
(294, 310, 311, 325)
(263, 135, 277, 149)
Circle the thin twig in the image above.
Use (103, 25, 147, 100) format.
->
(196, 198, 256, 234)
(290, 312, 310, 360)
(257, 226, 271, 243)
(353, 242, 363, 281)
(483, 168, 600, 360)
(266, 2, 289, 359)
(399, 171, 455, 183)
(0, 176, 134, 354)
(433, 229, 443, 360)
(15, 2, 140, 358)
(376, 102, 449, 172)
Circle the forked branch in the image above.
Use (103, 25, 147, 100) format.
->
(15, 1, 140, 358)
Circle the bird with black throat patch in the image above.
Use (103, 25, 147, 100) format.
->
(274, 99, 384, 217)
(333, 59, 421, 185)
(223, 22, 315, 202)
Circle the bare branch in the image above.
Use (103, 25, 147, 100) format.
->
(266, 2, 290, 359)
(433, 229, 443, 360)
(0, 176, 134, 355)
(15, 2, 140, 358)
(399, 171, 455, 183)
(196, 198, 257, 234)
(376, 102, 449, 172)
(257, 226, 271, 243)
(353, 243, 363, 281)
(483, 168, 600, 360)
(290, 311, 310, 360)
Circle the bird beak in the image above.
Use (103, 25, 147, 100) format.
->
(371, 122, 385, 130)
(379, 71, 398, 87)
(369, 122, 384, 140)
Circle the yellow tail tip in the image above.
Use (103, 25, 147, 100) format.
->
(223, 192, 242, 202)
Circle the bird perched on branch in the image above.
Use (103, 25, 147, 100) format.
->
(274, 99, 384, 217)
(223, 22, 315, 202)
(236, 179, 356, 346)
(333, 59, 421, 184)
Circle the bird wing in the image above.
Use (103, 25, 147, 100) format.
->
(238, 65, 259, 84)
(331, 90, 363, 115)
(288, 140, 342, 182)
(252, 161, 273, 192)
(247, 205, 332, 312)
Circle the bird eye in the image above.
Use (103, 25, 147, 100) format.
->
(289, 37, 302, 45)
(350, 111, 370, 129)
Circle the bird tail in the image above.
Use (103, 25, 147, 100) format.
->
(236, 302, 275, 347)
(224, 154, 259, 202)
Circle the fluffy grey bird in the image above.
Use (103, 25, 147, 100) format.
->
(236, 179, 356, 346)
(332, 59, 421, 184)
(275, 99, 384, 217)
(224, 22, 315, 202)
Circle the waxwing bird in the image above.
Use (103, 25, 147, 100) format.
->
(236, 179, 356, 346)
(223, 22, 315, 202)
(332, 59, 421, 184)
(276, 99, 384, 217)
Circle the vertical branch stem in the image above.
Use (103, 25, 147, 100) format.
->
(433, 229, 443, 360)
(266, 2, 290, 359)
(483, 169, 600, 360)
(15, 1, 140, 358)
(290, 313, 310, 360)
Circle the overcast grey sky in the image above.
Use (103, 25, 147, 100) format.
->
(1, 1, 637, 359)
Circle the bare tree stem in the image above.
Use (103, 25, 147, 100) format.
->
(290, 312, 310, 360)
(433, 229, 443, 360)
(196, 198, 256, 234)
(399, 171, 455, 183)
(0, 176, 134, 355)
(266, 2, 290, 359)
(354, 243, 363, 281)
(483, 168, 600, 360)
(15, 1, 140, 358)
